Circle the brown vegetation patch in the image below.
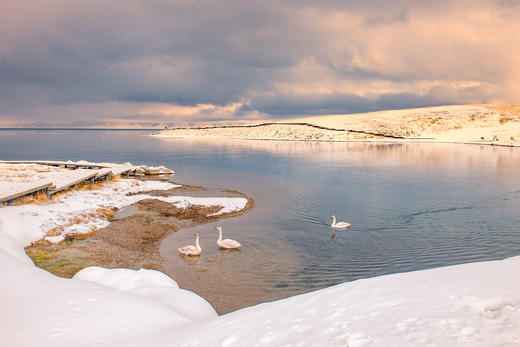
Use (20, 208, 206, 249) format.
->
(92, 214, 174, 253)
(486, 103, 520, 117)
(46, 226, 64, 237)
(12, 190, 50, 206)
(25, 187, 254, 280)
(499, 115, 516, 124)
(135, 199, 223, 223)
(128, 183, 207, 197)
(96, 207, 115, 219)
(25, 214, 176, 278)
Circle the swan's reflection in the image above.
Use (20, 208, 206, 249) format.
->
(217, 248, 241, 264)
(179, 253, 202, 264)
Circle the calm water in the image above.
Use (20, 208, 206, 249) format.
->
(2, 130, 520, 313)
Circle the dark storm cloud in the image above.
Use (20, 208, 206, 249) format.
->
(0, 0, 519, 126)
(247, 84, 488, 117)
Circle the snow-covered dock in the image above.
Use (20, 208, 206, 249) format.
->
(0, 161, 174, 205)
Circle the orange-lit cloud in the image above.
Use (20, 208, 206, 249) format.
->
(0, 1, 519, 127)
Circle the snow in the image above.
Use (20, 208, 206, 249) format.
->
(0, 163, 63, 183)
(49, 169, 97, 191)
(74, 267, 216, 322)
(0, 180, 53, 200)
(160, 196, 248, 216)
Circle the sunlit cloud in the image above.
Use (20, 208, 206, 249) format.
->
(0, 0, 519, 127)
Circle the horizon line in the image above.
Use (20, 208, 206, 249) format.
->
(0, 127, 161, 131)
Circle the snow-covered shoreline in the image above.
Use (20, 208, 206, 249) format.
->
(1, 224, 519, 346)
(1, 165, 519, 346)
(0, 176, 248, 246)
(155, 104, 520, 147)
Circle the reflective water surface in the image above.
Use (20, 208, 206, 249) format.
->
(2, 130, 520, 313)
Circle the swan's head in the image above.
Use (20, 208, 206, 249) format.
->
(215, 226, 223, 231)
(331, 214, 335, 219)
(195, 232, 199, 237)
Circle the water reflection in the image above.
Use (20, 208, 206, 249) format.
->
(157, 137, 520, 169)
(157, 139, 520, 314)
(217, 248, 241, 260)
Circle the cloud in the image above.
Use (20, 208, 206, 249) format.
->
(0, 0, 519, 126)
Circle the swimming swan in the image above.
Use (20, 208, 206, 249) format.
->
(178, 232, 202, 256)
(331, 214, 351, 229)
(216, 226, 241, 249)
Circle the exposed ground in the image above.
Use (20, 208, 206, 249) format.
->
(25, 185, 254, 278)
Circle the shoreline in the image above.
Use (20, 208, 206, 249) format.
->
(19, 176, 255, 314)
(155, 133, 520, 147)
(0, 159, 265, 313)
(23, 181, 254, 287)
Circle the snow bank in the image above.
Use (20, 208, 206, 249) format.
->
(149, 256, 520, 346)
(0, 244, 216, 347)
(74, 267, 216, 322)
(2, 224, 519, 347)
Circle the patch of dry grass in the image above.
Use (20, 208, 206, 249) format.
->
(487, 103, 520, 116)
(46, 226, 64, 237)
(96, 207, 115, 220)
(13, 190, 50, 206)
(499, 115, 516, 124)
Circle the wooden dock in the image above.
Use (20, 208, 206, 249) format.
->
(0, 181, 54, 206)
(0, 160, 173, 205)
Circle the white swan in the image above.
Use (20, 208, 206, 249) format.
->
(216, 226, 241, 249)
(331, 214, 351, 229)
(178, 232, 202, 256)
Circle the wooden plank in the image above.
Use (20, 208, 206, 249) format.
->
(94, 168, 113, 179)
(0, 182, 54, 202)
(51, 170, 98, 193)
(0, 160, 110, 169)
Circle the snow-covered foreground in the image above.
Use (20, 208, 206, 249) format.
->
(0, 179, 519, 346)
(153, 256, 520, 346)
(1, 233, 519, 346)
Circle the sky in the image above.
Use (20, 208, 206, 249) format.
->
(0, 0, 519, 128)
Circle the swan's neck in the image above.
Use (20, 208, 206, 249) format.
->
(196, 236, 200, 249)
(331, 216, 336, 226)
(218, 229, 222, 241)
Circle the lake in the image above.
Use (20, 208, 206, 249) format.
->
(2, 129, 520, 313)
